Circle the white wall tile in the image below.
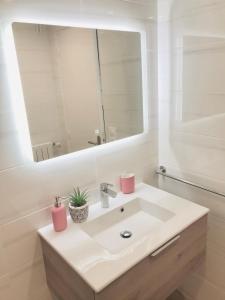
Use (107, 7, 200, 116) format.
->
(9, 260, 50, 300)
(96, 139, 157, 188)
(81, 0, 155, 20)
(2, 208, 51, 273)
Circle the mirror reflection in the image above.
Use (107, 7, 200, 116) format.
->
(12, 23, 143, 162)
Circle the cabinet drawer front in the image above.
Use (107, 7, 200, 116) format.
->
(41, 239, 94, 300)
(96, 216, 208, 300)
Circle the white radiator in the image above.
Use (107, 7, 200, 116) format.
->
(32, 142, 54, 162)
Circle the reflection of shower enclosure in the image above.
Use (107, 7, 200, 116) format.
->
(97, 29, 143, 142)
(95, 30, 107, 144)
(85, 28, 144, 145)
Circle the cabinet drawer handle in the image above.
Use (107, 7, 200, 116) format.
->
(150, 235, 181, 257)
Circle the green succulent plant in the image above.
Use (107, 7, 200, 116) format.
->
(69, 187, 88, 207)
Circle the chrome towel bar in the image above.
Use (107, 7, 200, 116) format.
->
(156, 166, 225, 199)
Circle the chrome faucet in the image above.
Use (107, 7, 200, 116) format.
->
(100, 183, 117, 208)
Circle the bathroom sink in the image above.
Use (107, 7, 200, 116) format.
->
(38, 183, 209, 292)
(80, 197, 175, 253)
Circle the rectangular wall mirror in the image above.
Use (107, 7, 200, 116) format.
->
(12, 22, 144, 162)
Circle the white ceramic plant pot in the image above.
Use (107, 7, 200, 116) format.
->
(69, 202, 89, 223)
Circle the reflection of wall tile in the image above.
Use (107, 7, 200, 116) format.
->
(98, 31, 141, 64)
(102, 94, 142, 110)
(53, 27, 102, 152)
(17, 50, 53, 73)
(104, 109, 143, 138)
(21, 74, 59, 105)
(13, 24, 67, 155)
(101, 61, 142, 94)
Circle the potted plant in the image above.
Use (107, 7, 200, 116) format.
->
(69, 187, 89, 223)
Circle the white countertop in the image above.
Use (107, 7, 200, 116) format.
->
(38, 183, 209, 293)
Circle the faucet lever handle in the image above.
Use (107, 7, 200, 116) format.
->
(100, 182, 113, 192)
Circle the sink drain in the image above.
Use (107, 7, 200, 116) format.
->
(120, 230, 132, 239)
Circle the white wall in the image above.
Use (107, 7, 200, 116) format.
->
(0, 0, 157, 299)
(158, 0, 225, 299)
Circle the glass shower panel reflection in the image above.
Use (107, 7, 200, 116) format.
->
(97, 30, 143, 142)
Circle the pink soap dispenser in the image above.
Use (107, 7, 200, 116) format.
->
(51, 196, 67, 232)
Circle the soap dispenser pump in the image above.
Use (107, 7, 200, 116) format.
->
(51, 196, 67, 232)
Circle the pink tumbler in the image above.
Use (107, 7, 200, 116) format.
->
(120, 173, 135, 194)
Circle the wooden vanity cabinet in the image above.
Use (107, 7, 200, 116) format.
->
(40, 215, 208, 300)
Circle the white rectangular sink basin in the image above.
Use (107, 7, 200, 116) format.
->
(80, 197, 175, 253)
